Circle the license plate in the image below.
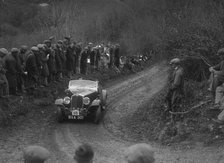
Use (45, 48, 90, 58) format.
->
(72, 110, 79, 116)
(68, 115, 84, 120)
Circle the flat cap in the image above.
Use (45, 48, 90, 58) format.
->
(74, 144, 94, 162)
(217, 48, 224, 56)
(170, 58, 180, 65)
(37, 44, 44, 49)
(11, 48, 19, 53)
(21, 45, 28, 50)
(64, 36, 71, 40)
(0, 48, 9, 57)
(125, 143, 155, 163)
(57, 40, 63, 44)
(31, 46, 39, 51)
(49, 36, 54, 40)
(23, 145, 50, 163)
(43, 40, 51, 44)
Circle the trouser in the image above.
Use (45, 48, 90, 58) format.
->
(81, 65, 87, 75)
(48, 73, 56, 82)
(17, 74, 23, 93)
(215, 85, 224, 104)
(209, 73, 224, 96)
(166, 89, 182, 121)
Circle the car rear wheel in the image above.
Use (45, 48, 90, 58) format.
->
(93, 106, 102, 124)
(57, 106, 65, 123)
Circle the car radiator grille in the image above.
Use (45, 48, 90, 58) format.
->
(71, 95, 83, 109)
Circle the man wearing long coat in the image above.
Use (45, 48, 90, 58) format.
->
(66, 44, 76, 78)
(38, 44, 49, 86)
(80, 47, 89, 75)
(5, 49, 18, 95)
(25, 47, 38, 90)
(0, 48, 9, 97)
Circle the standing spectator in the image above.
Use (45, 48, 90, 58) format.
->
(66, 43, 76, 78)
(11, 48, 24, 94)
(165, 58, 184, 120)
(23, 145, 50, 163)
(75, 42, 82, 74)
(5, 48, 18, 95)
(44, 40, 56, 83)
(108, 45, 114, 68)
(114, 44, 120, 68)
(38, 44, 49, 86)
(58, 40, 67, 77)
(0, 48, 9, 97)
(74, 143, 94, 163)
(19, 45, 29, 92)
(90, 47, 96, 73)
(95, 46, 101, 71)
(80, 47, 89, 75)
(124, 143, 155, 163)
(54, 44, 63, 81)
(72, 42, 78, 75)
(25, 47, 38, 92)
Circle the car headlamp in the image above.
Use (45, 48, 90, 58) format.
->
(63, 96, 71, 105)
(83, 97, 90, 105)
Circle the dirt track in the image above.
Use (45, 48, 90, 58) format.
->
(1, 63, 224, 163)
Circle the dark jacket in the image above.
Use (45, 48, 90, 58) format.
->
(4, 54, 18, 87)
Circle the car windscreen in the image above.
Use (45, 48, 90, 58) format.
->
(69, 80, 98, 91)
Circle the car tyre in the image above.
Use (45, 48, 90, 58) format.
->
(57, 106, 65, 123)
(93, 106, 101, 124)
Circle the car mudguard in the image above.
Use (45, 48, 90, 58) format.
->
(102, 90, 107, 106)
(91, 99, 100, 107)
(55, 99, 64, 106)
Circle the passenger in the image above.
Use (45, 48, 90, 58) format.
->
(74, 143, 94, 163)
(23, 145, 50, 163)
(124, 143, 155, 163)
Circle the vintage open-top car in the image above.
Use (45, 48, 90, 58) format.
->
(55, 79, 107, 124)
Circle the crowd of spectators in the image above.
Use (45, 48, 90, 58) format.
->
(0, 36, 151, 98)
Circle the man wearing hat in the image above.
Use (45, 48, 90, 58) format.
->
(38, 44, 49, 86)
(80, 47, 89, 75)
(0, 48, 9, 97)
(25, 47, 39, 92)
(4, 48, 19, 95)
(114, 44, 120, 68)
(11, 48, 25, 94)
(23, 145, 50, 163)
(208, 48, 224, 97)
(165, 58, 184, 117)
(74, 143, 94, 163)
(19, 45, 29, 92)
(124, 143, 155, 163)
(74, 42, 82, 74)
